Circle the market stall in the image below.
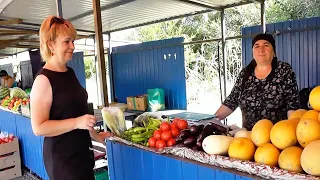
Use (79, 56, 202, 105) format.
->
(0, 108, 48, 180)
(102, 105, 320, 180)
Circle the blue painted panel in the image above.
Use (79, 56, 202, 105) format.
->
(242, 17, 320, 89)
(15, 115, 49, 180)
(0, 110, 17, 135)
(67, 51, 86, 89)
(112, 37, 187, 110)
(0, 110, 49, 180)
(106, 141, 255, 180)
(106, 141, 116, 180)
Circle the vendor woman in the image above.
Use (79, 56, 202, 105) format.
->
(0, 70, 17, 88)
(214, 33, 300, 130)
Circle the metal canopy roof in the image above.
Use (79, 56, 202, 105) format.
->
(0, 0, 256, 58)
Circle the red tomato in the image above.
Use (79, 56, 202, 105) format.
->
(171, 128, 180, 137)
(172, 118, 180, 124)
(153, 130, 162, 140)
(148, 137, 157, 148)
(156, 140, 166, 149)
(171, 123, 178, 130)
(167, 139, 176, 147)
(160, 122, 171, 131)
(2, 137, 9, 143)
(161, 131, 173, 141)
(177, 119, 188, 130)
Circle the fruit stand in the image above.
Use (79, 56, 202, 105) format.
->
(102, 100, 320, 180)
(0, 108, 49, 180)
(2, 87, 320, 180)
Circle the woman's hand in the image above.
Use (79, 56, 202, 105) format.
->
(75, 114, 97, 130)
(99, 131, 114, 138)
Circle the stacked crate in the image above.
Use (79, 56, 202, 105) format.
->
(0, 138, 22, 180)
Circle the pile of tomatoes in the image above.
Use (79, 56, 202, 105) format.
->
(148, 118, 188, 149)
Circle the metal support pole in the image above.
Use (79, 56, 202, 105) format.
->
(107, 32, 115, 102)
(221, 10, 227, 125)
(221, 10, 227, 100)
(261, 0, 266, 33)
(93, 0, 109, 107)
(56, 0, 63, 17)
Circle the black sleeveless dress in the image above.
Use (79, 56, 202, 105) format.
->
(37, 67, 95, 180)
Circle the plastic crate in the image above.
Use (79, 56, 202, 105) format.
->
(94, 169, 109, 180)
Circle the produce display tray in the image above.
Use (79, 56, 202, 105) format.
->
(106, 136, 319, 180)
(166, 112, 216, 122)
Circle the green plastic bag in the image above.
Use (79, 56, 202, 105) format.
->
(147, 88, 165, 112)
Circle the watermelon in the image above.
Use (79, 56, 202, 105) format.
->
(10, 87, 28, 99)
(0, 86, 10, 99)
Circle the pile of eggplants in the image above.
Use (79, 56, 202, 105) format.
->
(175, 123, 229, 151)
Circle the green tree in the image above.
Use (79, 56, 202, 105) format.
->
(84, 56, 96, 79)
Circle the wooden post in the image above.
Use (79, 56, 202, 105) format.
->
(92, 0, 109, 107)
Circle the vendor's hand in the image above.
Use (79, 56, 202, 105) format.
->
(75, 114, 96, 130)
(99, 131, 114, 138)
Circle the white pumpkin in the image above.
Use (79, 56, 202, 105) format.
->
(202, 135, 233, 155)
(234, 129, 251, 139)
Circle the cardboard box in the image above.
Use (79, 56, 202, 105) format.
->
(21, 103, 31, 117)
(0, 138, 22, 180)
(126, 95, 147, 111)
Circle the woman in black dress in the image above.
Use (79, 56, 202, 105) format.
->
(214, 34, 300, 130)
(30, 16, 111, 180)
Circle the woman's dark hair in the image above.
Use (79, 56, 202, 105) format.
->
(0, 70, 8, 77)
(241, 57, 278, 91)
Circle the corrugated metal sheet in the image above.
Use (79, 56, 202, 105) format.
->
(242, 17, 320, 90)
(1, 0, 113, 24)
(112, 37, 187, 110)
(0, 109, 49, 180)
(106, 140, 254, 180)
(1, 0, 250, 58)
(20, 60, 33, 89)
(67, 51, 86, 89)
(0, 63, 13, 76)
(71, 0, 209, 32)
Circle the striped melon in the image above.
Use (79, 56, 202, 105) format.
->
(0, 86, 10, 99)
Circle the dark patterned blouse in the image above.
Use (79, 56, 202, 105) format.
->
(223, 61, 300, 130)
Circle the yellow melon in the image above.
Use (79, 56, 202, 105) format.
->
(254, 143, 280, 167)
(309, 86, 320, 111)
(251, 119, 273, 147)
(287, 118, 300, 126)
(300, 110, 319, 121)
(228, 137, 255, 161)
(270, 120, 297, 150)
(301, 140, 320, 176)
(278, 146, 303, 173)
(296, 118, 320, 148)
(288, 109, 307, 120)
(234, 130, 251, 139)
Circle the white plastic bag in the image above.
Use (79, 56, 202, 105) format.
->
(101, 107, 126, 136)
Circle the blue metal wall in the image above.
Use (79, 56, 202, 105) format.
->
(112, 37, 187, 110)
(0, 110, 49, 180)
(106, 141, 254, 180)
(68, 51, 86, 89)
(242, 17, 320, 90)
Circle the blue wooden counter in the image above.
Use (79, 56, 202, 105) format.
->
(106, 141, 258, 180)
(0, 109, 49, 180)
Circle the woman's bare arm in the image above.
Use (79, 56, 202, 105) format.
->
(30, 75, 95, 137)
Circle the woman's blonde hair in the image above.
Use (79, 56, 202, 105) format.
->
(39, 16, 77, 61)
